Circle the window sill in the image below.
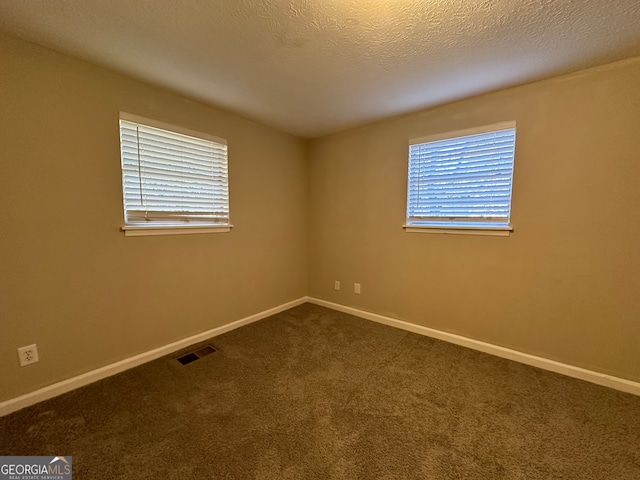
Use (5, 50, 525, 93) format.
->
(403, 224, 512, 237)
(122, 224, 233, 237)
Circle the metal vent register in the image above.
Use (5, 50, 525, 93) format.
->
(176, 345, 217, 365)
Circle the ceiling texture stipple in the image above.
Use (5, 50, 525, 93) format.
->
(1, 0, 640, 138)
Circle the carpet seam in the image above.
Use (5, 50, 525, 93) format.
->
(338, 332, 412, 412)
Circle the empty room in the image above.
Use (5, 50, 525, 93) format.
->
(1, 1, 640, 478)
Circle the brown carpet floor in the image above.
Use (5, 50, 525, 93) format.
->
(1, 303, 640, 479)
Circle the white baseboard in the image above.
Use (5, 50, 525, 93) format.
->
(0, 297, 308, 417)
(4, 295, 637, 417)
(308, 297, 640, 397)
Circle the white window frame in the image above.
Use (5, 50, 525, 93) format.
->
(118, 113, 232, 237)
(404, 121, 516, 237)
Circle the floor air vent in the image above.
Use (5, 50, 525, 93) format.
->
(177, 345, 217, 365)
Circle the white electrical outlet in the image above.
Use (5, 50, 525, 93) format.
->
(334, 280, 341, 291)
(18, 344, 39, 367)
(354, 283, 361, 294)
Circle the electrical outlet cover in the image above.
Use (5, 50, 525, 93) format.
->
(18, 344, 39, 367)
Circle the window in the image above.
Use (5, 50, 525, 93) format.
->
(405, 121, 516, 236)
(118, 113, 230, 236)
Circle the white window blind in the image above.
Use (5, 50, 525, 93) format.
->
(406, 122, 516, 229)
(119, 114, 229, 227)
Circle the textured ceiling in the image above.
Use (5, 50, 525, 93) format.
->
(1, 0, 640, 138)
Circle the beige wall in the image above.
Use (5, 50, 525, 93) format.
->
(0, 35, 308, 402)
(309, 58, 640, 382)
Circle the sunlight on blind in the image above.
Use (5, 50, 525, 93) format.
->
(407, 124, 516, 227)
